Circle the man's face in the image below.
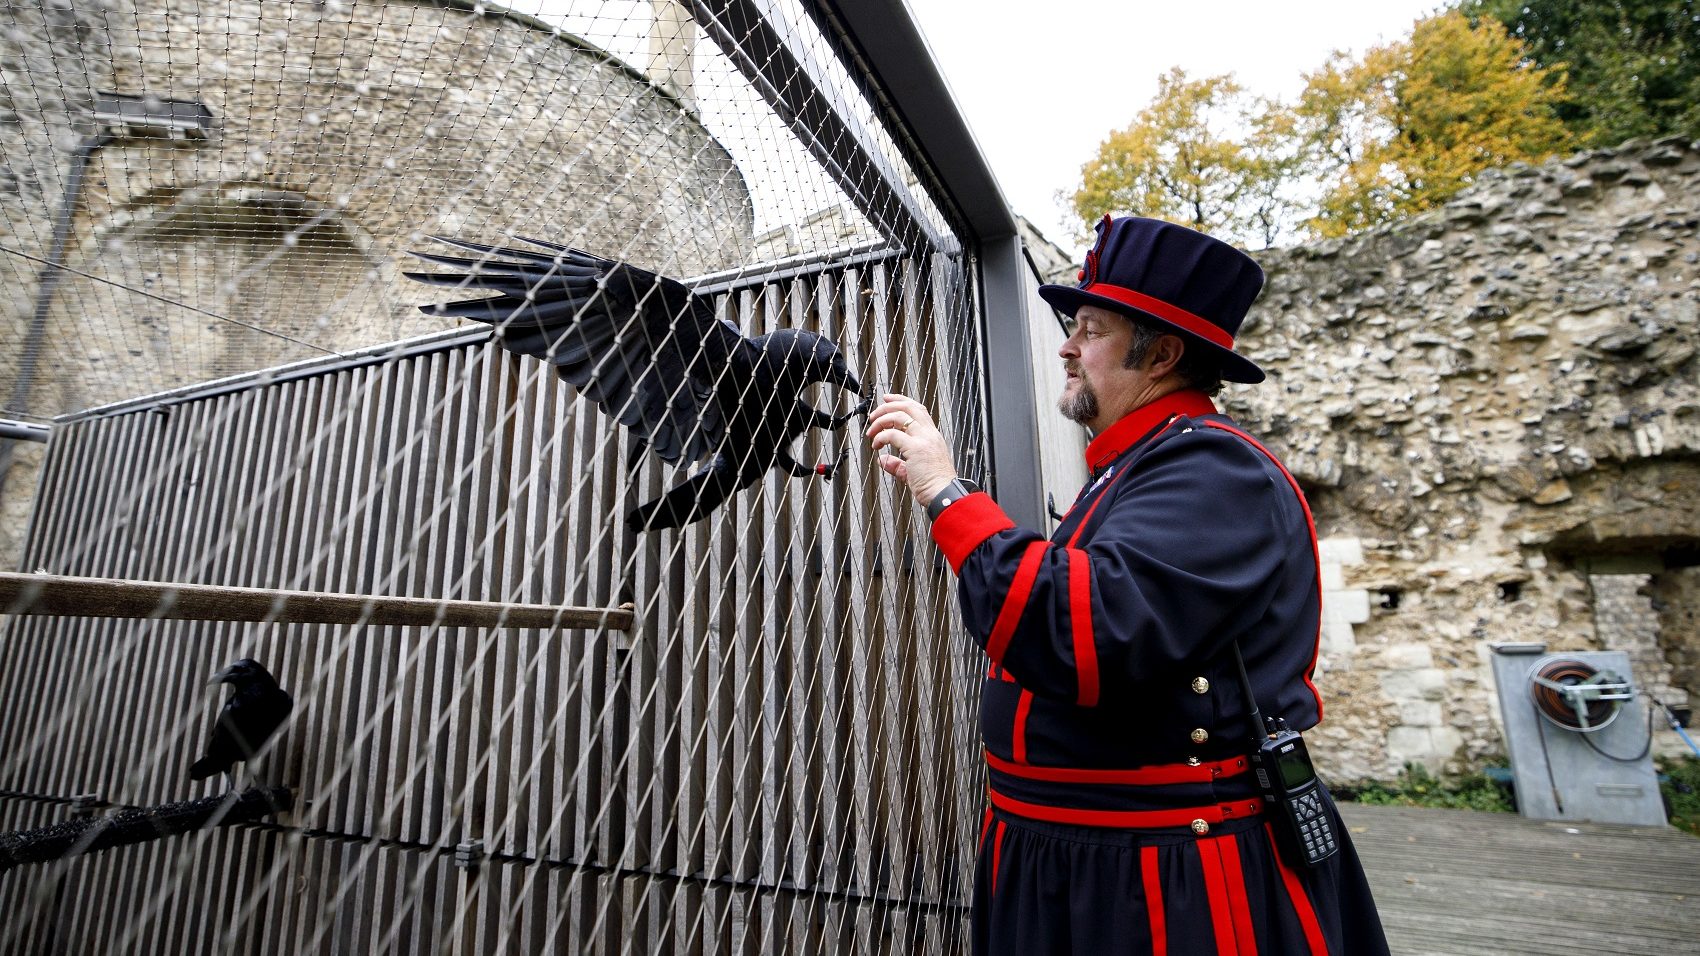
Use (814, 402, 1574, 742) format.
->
(1057, 305, 1145, 431)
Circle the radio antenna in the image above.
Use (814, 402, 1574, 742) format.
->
(1231, 642, 1270, 743)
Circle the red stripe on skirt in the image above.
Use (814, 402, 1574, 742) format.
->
(991, 821, 1008, 895)
(1141, 845, 1167, 956)
(1267, 823, 1329, 955)
(979, 806, 993, 851)
(1219, 833, 1259, 955)
(1196, 838, 1239, 956)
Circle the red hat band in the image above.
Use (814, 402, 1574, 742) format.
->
(1080, 282, 1235, 351)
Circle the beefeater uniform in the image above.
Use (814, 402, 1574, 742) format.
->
(926, 217, 1389, 955)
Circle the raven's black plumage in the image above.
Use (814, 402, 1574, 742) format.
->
(405, 237, 867, 530)
(188, 658, 293, 787)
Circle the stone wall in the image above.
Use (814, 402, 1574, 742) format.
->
(1226, 137, 1700, 780)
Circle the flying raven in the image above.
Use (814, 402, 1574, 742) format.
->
(405, 237, 868, 531)
(188, 658, 293, 790)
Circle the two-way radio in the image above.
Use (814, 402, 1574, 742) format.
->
(1232, 643, 1339, 868)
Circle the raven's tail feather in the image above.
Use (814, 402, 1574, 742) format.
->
(627, 458, 747, 532)
(188, 756, 223, 781)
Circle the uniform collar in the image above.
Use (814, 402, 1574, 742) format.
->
(1084, 389, 1218, 472)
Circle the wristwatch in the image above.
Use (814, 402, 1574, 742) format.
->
(926, 477, 982, 521)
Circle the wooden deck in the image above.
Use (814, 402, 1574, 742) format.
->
(1339, 803, 1700, 955)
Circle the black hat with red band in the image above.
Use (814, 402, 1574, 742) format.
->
(1039, 215, 1267, 384)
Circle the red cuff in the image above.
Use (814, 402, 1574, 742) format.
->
(929, 492, 1014, 573)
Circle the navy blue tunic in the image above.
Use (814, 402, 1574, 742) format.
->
(930, 390, 1388, 956)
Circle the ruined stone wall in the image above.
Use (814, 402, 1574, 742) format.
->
(1226, 137, 1700, 781)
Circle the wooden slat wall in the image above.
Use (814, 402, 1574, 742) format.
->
(0, 254, 988, 953)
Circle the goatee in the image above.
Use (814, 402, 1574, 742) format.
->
(1059, 376, 1098, 424)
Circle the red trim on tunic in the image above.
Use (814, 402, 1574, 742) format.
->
(991, 821, 1008, 895)
(985, 750, 1248, 785)
(1011, 690, 1034, 764)
(1082, 390, 1219, 472)
(929, 493, 1015, 573)
(1220, 833, 1260, 955)
(1066, 547, 1099, 706)
(1080, 282, 1237, 351)
(1142, 845, 1168, 956)
(1202, 421, 1327, 721)
(988, 788, 1263, 829)
(1197, 837, 1239, 956)
(979, 806, 993, 852)
(986, 542, 1049, 665)
(1268, 823, 1329, 955)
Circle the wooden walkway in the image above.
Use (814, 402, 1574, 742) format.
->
(1340, 803, 1700, 955)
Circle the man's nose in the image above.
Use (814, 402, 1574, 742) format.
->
(1058, 335, 1079, 359)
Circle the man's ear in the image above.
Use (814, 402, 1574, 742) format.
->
(1146, 334, 1187, 380)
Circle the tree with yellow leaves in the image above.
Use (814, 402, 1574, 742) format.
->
(1070, 69, 1297, 248)
(1070, 11, 1576, 243)
(1293, 10, 1574, 237)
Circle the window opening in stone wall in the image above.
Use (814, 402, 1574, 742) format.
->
(1588, 567, 1695, 758)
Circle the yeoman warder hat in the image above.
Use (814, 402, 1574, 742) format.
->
(1039, 215, 1267, 384)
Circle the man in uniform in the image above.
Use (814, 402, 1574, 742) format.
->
(867, 216, 1389, 955)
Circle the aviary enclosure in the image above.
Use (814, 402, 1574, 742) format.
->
(0, 0, 1054, 951)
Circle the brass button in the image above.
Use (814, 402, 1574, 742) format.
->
(1190, 819, 1210, 835)
(1190, 728, 1209, 744)
(1191, 676, 1210, 694)
(1186, 756, 1201, 766)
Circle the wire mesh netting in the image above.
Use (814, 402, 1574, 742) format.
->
(0, 0, 994, 951)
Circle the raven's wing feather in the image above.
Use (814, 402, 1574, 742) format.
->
(405, 237, 753, 464)
(189, 687, 291, 780)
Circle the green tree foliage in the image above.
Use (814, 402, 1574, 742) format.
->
(1464, 0, 1700, 145)
(1292, 10, 1574, 236)
(1070, 69, 1297, 248)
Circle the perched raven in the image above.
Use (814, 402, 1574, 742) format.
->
(405, 237, 869, 531)
(188, 658, 293, 790)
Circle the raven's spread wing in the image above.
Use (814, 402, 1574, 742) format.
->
(406, 237, 753, 465)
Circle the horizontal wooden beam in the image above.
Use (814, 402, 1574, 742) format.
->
(0, 572, 632, 631)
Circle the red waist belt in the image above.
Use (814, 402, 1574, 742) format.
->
(986, 750, 1249, 785)
(988, 788, 1264, 829)
(986, 751, 1261, 829)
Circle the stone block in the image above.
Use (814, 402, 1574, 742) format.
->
(1382, 644, 1434, 670)
(1397, 699, 1444, 727)
(1382, 667, 1447, 701)
(1319, 537, 1364, 565)
(1386, 726, 1438, 766)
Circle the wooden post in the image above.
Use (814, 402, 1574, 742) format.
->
(0, 572, 633, 631)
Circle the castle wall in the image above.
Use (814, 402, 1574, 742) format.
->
(1228, 138, 1700, 780)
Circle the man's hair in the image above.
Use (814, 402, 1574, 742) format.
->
(1122, 318, 1224, 395)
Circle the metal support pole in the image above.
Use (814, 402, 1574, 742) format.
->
(977, 233, 1046, 530)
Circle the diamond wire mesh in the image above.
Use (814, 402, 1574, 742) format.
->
(0, 0, 991, 951)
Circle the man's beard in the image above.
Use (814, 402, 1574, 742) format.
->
(1058, 368, 1098, 424)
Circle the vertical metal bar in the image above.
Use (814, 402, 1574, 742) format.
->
(979, 234, 1046, 529)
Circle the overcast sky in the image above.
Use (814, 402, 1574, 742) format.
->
(901, 0, 1446, 253)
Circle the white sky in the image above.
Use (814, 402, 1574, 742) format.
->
(901, 0, 1447, 254)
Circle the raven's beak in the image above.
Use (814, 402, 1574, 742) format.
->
(835, 366, 862, 395)
(209, 666, 236, 685)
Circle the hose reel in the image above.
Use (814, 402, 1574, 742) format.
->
(1528, 657, 1634, 733)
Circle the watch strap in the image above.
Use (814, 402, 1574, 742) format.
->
(927, 478, 981, 521)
